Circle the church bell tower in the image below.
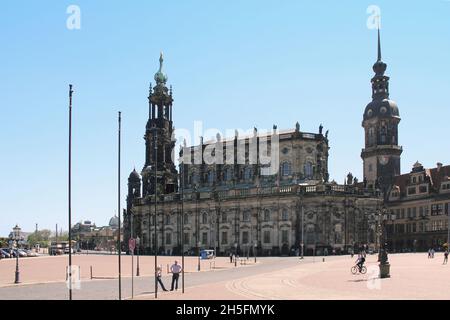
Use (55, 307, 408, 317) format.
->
(361, 28, 402, 193)
(141, 53, 178, 196)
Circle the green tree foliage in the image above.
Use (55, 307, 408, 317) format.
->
(0, 238, 9, 248)
(27, 229, 52, 248)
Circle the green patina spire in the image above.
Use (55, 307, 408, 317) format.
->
(154, 51, 168, 85)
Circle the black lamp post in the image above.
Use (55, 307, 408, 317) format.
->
(197, 241, 201, 271)
(377, 207, 395, 278)
(234, 242, 238, 267)
(136, 236, 140, 276)
(254, 242, 257, 263)
(12, 225, 21, 284)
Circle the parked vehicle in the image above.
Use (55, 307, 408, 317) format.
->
(0, 249, 11, 258)
(16, 249, 28, 257)
(25, 250, 37, 257)
(64, 247, 75, 254)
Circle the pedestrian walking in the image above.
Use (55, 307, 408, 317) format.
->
(443, 251, 448, 265)
(431, 248, 435, 258)
(428, 248, 432, 259)
(229, 252, 233, 263)
(156, 265, 168, 291)
(170, 260, 182, 291)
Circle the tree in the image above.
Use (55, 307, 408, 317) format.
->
(0, 238, 9, 248)
(27, 229, 52, 248)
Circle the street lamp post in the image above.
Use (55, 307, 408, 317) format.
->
(254, 242, 257, 263)
(197, 241, 201, 272)
(377, 207, 395, 278)
(234, 243, 238, 267)
(136, 236, 140, 276)
(12, 225, 21, 284)
(300, 204, 304, 259)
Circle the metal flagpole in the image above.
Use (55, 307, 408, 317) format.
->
(180, 147, 185, 294)
(301, 204, 304, 259)
(118, 111, 122, 300)
(154, 127, 158, 299)
(131, 213, 134, 299)
(68, 84, 73, 300)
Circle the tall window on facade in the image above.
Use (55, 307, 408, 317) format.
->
(281, 162, 292, 176)
(264, 209, 271, 222)
(368, 127, 375, 146)
(221, 213, 227, 223)
(208, 170, 215, 184)
(202, 232, 208, 245)
(193, 172, 200, 186)
(166, 233, 172, 245)
(183, 233, 190, 244)
(202, 212, 208, 224)
(282, 209, 289, 221)
(243, 211, 250, 222)
(281, 230, 288, 243)
(242, 231, 249, 244)
(304, 162, 313, 179)
(244, 167, 252, 181)
(221, 232, 228, 244)
(165, 215, 170, 224)
(263, 231, 271, 243)
(380, 126, 386, 144)
(225, 167, 232, 182)
(184, 214, 189, 224)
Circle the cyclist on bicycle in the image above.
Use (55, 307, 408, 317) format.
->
(355, 254, 365, 272)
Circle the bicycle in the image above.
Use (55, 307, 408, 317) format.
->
(351, 265, 367, 275)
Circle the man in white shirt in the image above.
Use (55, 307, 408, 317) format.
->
(170, 260, 182, 291)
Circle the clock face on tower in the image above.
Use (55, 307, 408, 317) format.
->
(379, 155, 389, 165)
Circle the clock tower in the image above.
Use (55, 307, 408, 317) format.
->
(361, 29, 402, 194)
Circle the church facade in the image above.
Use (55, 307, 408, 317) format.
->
(123, 50, 384, 257)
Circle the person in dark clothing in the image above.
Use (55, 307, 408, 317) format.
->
(356, 255, 366, 272)
(156, 266, 168, 291)
(170, 260, 182, 291)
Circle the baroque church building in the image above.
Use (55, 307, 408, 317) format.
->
(123, 47, 385, 257)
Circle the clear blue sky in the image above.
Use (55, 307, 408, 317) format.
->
(1, 1, 449, 236)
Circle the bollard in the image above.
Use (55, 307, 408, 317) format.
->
(90, 266, 93, 280)
(167, 264, 169, 274)
(323, 258, 325, 262)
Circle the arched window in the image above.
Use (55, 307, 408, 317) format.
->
(304, 162, 313, 179)
(282, 209, 289, 221)
(202, 212, 208, 224)
(244, 167, 252, 181)
(281, 162, 292, 176)
(264, 209, 271, 222)
(380, 126, 386, 144)
(184, 214, 189, 224)
(208, 171, 215, 184)
(368, 127, 375, 146)
(225, 167, 232, 182)
(243, 211, 250, 222)
(192, 172, 199, 185)
(165, 215, 170, 224)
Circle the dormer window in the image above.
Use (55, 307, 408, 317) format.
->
(408, 187, 416, 195)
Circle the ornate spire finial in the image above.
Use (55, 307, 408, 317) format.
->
(372, 22, 387, 76)
(170, 85, 173, 96)
(154, 52, 168, 85)
(377, 24, 382, 62)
